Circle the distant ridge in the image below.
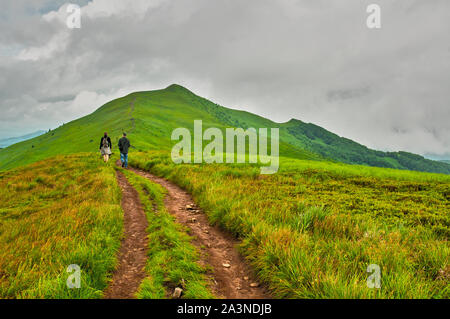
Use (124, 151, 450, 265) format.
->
(0, 130, 46, 148)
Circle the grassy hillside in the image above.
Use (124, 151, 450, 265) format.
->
(131, 151, 450, 298)
(1, 84, 449, 174)
(0, 85, 317, 171)
(0, 154, 123, 298)
(283, 120, 450, 173)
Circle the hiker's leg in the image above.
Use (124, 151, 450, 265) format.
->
(124, 154, 128, 168)
(103, 154, 106, 162)
(120, 153, 124, 166)
(105, 154, 109, 162)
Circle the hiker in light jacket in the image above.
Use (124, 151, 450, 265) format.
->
(118, 132, 131, 168)
(100, 132, 112, 162)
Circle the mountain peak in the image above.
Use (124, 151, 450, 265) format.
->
(165, 84, 193, 94)
(285, 118, 304, 125)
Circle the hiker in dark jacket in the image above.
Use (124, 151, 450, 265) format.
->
(99, 132, 112, 163)
(118, 133, 131, 168)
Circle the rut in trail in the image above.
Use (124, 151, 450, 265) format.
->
(103, 171, 148, 299)
(128, 166, 270, 299)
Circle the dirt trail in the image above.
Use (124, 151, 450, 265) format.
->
(103, 171, 149, 299)
(128, 166, 270, 299)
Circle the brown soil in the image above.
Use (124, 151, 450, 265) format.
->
(103, 171, 149, 299)
(129, 166, 270, 299)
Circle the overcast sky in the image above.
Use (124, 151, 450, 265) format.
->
(0, 0, 449, 159)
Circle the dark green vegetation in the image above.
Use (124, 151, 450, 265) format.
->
(1, 84, 449, 174)
(285, 121, 450, 173)
(120, 168, 214, 299)
(131, 151, 449, 298)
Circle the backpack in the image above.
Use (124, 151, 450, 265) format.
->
(102, 137, 109, 148)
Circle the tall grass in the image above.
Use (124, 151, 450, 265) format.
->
(0, 154, 123, 298)
(130, 151, 449, 299)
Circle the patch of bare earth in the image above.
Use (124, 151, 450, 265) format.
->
(103, 171, 148, 299)
(129, 166, 270, 299)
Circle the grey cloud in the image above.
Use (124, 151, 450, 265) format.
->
(37, 94, 76, 103)
(327, 87, 371, 102)
(0, 0, 449, 158)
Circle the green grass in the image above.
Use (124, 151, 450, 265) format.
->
(130, 151, 450, 299)
(0, 154, 122, 298)
(119, 168, 215, 299)
(0, 151, 215, 299)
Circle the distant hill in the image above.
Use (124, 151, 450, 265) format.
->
(440, 160, 450, 164)
(283, 120, 450, 174)
(0, 84, 449, 174)
(0, 130, 46, 148)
